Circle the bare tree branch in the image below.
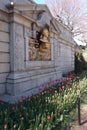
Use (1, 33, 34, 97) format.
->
(44, 0, 87, 45)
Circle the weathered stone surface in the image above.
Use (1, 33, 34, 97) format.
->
(14, 14, 33, 28)
(0, 21, 9, 32)
(0, 84, 5, 95)
(0, 0, 35, 12)
(60, 44, 72, 73)
(26, 60, 55, 69)
(0, 32, 9, 42)
(10, 23, 25, 71)
(0, 53, 9, 63)
(6, 70, 62, 95)
(0, 63, 9, 73)
(24, 27, 32, 37)
(57, 22, 73, 43)
(0, 42, 9, 52)
(0, 1, 75, 99)
(0, 11, 9, 22)
(0, 73, 8, 83)
(36, 12, 51, 28)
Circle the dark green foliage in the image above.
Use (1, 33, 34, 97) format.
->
(79, 45, 87, 50)
(75, 49, 87, 73)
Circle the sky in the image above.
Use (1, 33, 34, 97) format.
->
(34, 0, 43, 4)
(34, 0, 87, 4)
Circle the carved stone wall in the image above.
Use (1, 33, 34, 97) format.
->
(0, 1, 75, 101)
(0, 11, 10, 95)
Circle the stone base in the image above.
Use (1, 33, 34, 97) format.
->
(0, 87, 41, 103)
(0, 84, 5, 95)
(6, 68, 62, 98)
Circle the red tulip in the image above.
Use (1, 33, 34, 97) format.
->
(12, 106, 16, 111)
(19, 114, 23, 118)
(27, 98, 31, 102)
(18, 99, 23, 103)
(47, 114, 51, 120)
(55, 90, 57, 93)
(53, 99, 57, 103)
(4, 124, 8, 129)
(0, 98, 2, 102)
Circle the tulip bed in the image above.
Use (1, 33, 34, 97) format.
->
(0, 72, 87, 130)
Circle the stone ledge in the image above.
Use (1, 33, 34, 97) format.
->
(1, 71, 62, 103)
(6, 70, 62, 96)
(0, 87, 39, 103)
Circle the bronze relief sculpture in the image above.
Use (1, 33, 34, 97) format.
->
(29, 12, 51, 60)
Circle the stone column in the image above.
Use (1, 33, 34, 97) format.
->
(6, 9, 25, 95)
(10, 22, 25, 71)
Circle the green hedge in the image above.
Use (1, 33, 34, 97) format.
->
(75, 49, 87, 73)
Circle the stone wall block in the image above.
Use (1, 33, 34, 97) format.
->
(0, 53, 9, 63)
(0, 84, 5, 95)
(0, 63, 9, 73)
(0, 21, 9, 32)
(0, 42, 9, 52)
(0, 73, 8, 83)
(0, 32, 9, 42)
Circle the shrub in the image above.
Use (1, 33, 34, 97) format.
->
(75, 49, 87, 73)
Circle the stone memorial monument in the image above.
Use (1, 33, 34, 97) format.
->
(0, 0, 75, 102)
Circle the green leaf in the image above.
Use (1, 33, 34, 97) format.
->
(60, 114, 63, 121)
